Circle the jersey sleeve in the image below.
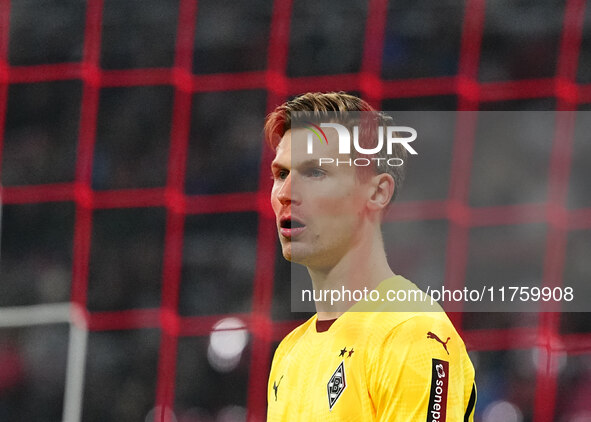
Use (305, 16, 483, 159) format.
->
(366, 315, 476, 422)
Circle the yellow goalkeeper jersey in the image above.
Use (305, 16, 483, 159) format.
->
(267, 276, 476, 421)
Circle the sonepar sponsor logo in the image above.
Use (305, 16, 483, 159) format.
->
(427, 359, 449, 422)
(303, 121, 417, 167)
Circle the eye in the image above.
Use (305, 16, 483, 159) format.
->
(272, 169, 289, 180)
(306, 168, 325, 178)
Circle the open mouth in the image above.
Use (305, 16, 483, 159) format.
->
(280, 219, 305, 229)
(279, 217, 306, 237)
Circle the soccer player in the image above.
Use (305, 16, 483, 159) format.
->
(265, 92, 476, 421)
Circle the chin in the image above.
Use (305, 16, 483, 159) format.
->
(281, 250, 309, 265)
(280, 243, 305, 264)
(280, 242, 293, 262)
(284, 246, 319, 267)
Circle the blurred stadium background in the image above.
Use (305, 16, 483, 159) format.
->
(1, 0, 591, 421)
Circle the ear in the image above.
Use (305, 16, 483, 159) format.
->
(367, 173, 395, 211)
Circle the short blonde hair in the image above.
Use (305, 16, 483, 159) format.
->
(264, 91, 407, 202)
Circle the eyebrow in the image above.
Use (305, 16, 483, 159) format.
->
(271, 161, 287, 171)
(271, 158, 332, 174)
(297, 159, 327, 168)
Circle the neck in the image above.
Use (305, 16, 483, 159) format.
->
(308, 226, 394, 320)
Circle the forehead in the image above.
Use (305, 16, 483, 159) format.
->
(274, 128, 341, 166)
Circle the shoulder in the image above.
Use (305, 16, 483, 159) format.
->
(363, 312, 472, 385)
(349, 274, 454, 342)
(272, 314, 316, 362)
(363, 311, 459, 349)
(351, 274, 446, 314)
(387, 313, 460, 348)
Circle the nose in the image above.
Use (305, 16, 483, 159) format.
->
(277, 173, 292, 205)
(275, 173, 301, 206)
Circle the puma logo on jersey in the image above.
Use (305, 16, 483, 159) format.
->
(273, 375, 284, 401)
(427, 331, 450, 355)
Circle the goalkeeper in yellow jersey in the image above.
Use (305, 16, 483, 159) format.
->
(264, 92, 476, 421)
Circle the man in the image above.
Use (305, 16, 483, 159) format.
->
(265, 92, 476, 421)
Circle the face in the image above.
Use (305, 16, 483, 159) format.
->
(270, 128, 373, 270)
